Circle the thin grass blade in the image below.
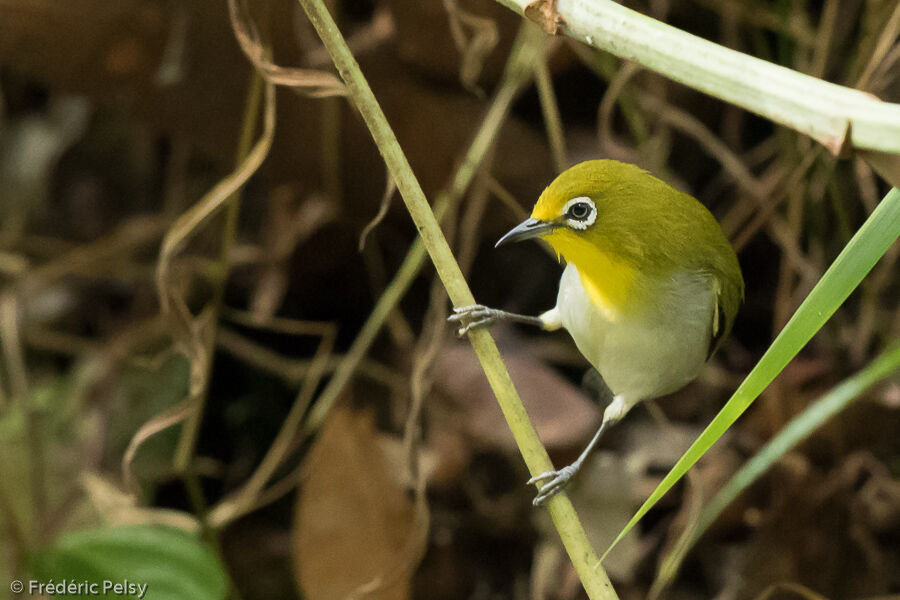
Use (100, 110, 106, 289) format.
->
(651, 341, 900, 590)
(604, 187, 900, 558)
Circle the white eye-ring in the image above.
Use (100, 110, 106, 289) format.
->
(562, 197, 596, 230)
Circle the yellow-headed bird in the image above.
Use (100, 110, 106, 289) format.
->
(450, 160, 744, 505)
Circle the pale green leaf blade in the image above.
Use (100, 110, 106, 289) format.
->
(695, 340, 900, 537)
(604, 187, 900, 558)
(652, 341, 900, 591)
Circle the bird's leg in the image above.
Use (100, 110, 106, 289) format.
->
(528, 395, 631, 506)
(448, 305, 561, 336)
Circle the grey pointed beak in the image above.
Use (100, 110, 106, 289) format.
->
(495, 218, 555, 248)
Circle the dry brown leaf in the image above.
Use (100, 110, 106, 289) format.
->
(442, 0, 500, 94)
(155, 78, 275, 315)
(431, 344, 599, 454)
(16, 216, 168, 300)
(80, 473, 200, 533)
(292, 407, 428, 600)
(120, 388, 197, 493)
(228, 0, 346, 98)
(358, 168, 397, 252)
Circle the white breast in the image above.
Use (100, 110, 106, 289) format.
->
(555, 262, 715, 409)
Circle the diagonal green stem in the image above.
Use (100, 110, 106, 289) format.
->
(295, 2, 618, 597)
(303, 25, 536, 435)
(209, 21, 540, 529)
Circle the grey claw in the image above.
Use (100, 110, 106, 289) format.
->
(448, 305, 480, 322)
(528, 465, 578, 506)
(526, 470, 556, 485)
(454, 304, 480, 312)
(447, 305, 495, 335)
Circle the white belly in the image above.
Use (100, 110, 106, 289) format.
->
(555, 263, 714, 407)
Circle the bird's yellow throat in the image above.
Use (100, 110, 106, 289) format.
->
(542, 229, 636, 322)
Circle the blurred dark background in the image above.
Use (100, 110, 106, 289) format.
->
(1, 0, 899, 598)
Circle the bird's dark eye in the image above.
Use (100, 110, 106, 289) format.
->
(568, 202, 591, 220)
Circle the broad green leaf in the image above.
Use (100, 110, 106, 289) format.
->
(604, 187, 900, 558)
(30, 524, 228, 600)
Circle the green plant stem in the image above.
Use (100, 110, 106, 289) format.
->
(173, 70, 264, 472)
(208, 21, 541, 531)
(303, 27, 536, 434)
(295, 2, 618, 597)
(185, 472, 241, 600)
(534, 51, 568, 171)
(226, 328, 334, 517)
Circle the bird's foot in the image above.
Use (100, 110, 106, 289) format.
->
(447, 304, 501, 336)
(527, 464, 580, 506)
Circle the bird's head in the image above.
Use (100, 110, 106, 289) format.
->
(495, 159, 743, 323)
(496, 160, 655, 267)
(495, 160, 662, 319)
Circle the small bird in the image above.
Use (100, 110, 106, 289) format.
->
(450, 160, 744, 505)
